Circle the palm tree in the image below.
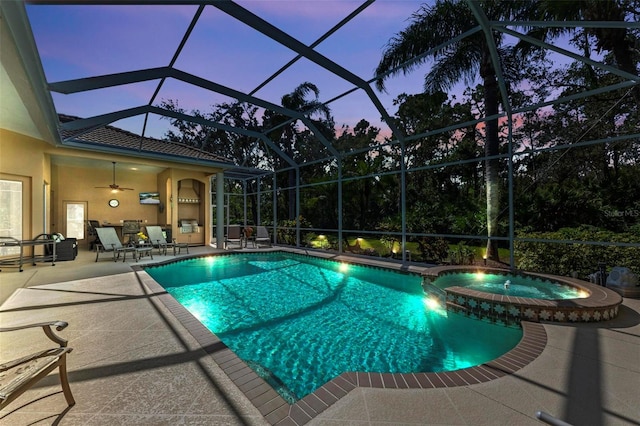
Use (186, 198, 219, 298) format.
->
(263, 82, 334, 220)
(375, 0, 536, 261)
(526, 0, 639, 100)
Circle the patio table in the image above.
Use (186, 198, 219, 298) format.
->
(0, 235, 56, 272)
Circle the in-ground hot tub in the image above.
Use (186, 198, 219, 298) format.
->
(423, 266, 622, 324)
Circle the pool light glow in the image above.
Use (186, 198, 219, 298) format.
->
(424, 297, 440, 310)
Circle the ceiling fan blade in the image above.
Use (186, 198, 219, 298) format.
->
(96, 162, 134, 191)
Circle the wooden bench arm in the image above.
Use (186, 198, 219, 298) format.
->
(0, 320, 69, 347)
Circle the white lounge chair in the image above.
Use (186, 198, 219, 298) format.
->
(145, 225, 188, 255)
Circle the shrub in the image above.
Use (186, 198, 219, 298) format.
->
(417, 237, 449, 262)
(363, 248, 379, 257)
(448, 243, 475, 265)
(303, 232, 317, 247)
(379, 235, 398, 256)
(277, 216, 312, 245)
(515, 226, 640, 279)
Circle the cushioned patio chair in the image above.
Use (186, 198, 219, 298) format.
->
(146, 225, 188, 255)
(0, 320, 75, 410)
(255, 226, 272, 247)
(224, 225, 243, 249)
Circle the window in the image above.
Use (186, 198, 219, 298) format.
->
(65, 202, 86, 240)
(0, 179, 23, 256)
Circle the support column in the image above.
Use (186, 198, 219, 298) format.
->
(295, 167, 300, 247)
(273, 173, 277, 244)
(257, 176, 261, 225)
(338, 159, 343, 253)
(400, 140, 407, 263)
(216, 172, 225, 249)
(243, 180, 247, 227)
(507, 116, 515, 270)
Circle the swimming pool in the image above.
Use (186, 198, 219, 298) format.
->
(146, 252, 522, 401)
(432, 272, 588, 299)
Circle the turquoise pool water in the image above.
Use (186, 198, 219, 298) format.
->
(146, 253, 522, 401)
(433, 272, 587, 299)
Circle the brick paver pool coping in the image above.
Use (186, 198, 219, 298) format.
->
(136, 257, 549, 426)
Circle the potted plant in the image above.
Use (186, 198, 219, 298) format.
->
(136, 231, 148, 245)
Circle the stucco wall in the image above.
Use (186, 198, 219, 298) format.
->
(2, 128, 218, 246)
(0, 129, 50, 238)
(51, 163, 161, 231)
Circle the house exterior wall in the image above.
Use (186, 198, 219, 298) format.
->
(0, 129, 50, 239)
(51, 163, 160, 230)
(1, 128, 219, 247)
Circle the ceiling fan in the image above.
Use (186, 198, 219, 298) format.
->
(95, 162, 134, 192)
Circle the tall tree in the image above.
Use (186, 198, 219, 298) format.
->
(262, 82, 334, 220)
(527, 0, 639, 83)
(374, 0, 536, 261)
(335, 119, 385, 230)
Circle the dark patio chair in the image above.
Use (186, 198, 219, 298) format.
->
(87, 219, 101, 251)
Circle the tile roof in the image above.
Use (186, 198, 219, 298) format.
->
(58, 114, 232, 165)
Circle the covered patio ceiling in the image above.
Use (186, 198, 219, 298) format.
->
(3, 0, 638, 181)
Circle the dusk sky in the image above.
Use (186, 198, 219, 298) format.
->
(25, 1, 579, 143)
(25, 1, 455, 141)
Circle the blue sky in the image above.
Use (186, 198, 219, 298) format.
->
(27, 1, 436, 140)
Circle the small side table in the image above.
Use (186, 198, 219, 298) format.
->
(124, 242, 154, 262)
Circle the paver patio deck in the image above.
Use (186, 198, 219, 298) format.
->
(1, 246, 638, 425)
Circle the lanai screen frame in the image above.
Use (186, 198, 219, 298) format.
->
(7, 0, 640, 268)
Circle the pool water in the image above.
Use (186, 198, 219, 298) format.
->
(146, 253, 522, 401)
(433, 272, 587, 299)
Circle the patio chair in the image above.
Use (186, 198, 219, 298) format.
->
(86, 219, 100, 251)
(224, 225, 243, 249)
(0, 320, 75, 410)
(145, 225, 188, 255)
(95, 227, 152, 262)
(121, 220, 140, 244)
(255, 226, 272, 247)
